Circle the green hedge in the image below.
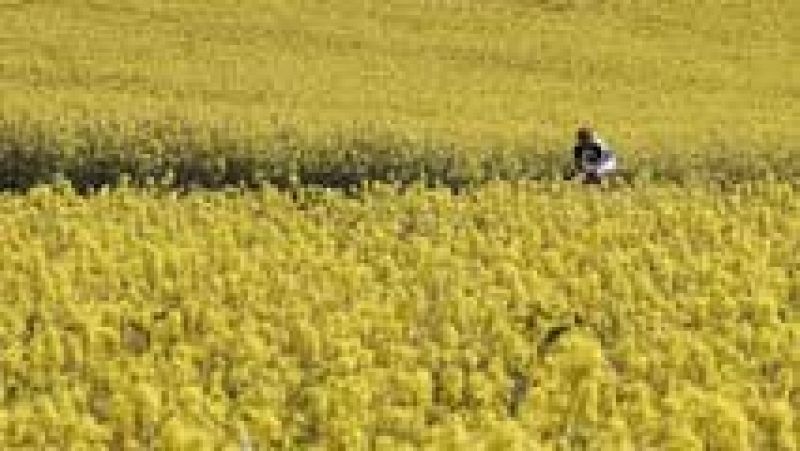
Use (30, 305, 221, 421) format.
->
(0, 119, 796, 192)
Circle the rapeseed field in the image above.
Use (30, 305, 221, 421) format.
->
(1, 0, 798, 188)
(0, 0, 798, 449)
(1, 181, 798, 449)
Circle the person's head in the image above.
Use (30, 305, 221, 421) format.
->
(576, 126, 594, 145)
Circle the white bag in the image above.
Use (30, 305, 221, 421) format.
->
(584, 155, 617, 176)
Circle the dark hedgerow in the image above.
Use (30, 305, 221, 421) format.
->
(0, 118, 796, 193)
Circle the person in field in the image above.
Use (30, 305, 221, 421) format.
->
(569, 126, 617, 184)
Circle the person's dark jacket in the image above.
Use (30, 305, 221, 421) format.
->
(574, 138, 614, 169)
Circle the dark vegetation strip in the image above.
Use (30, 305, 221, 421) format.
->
(0, 119, 797, 193)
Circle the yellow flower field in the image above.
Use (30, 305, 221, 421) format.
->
(0, 1, 798, 449)
(0, 0, 798, 188)
(2, 0, 797, 143)
(0, 182, 798, 449)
